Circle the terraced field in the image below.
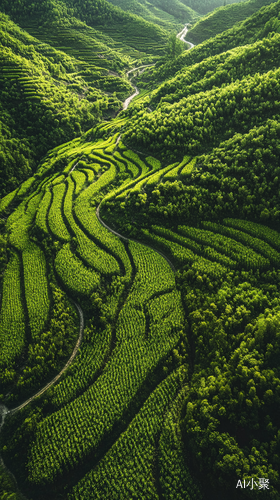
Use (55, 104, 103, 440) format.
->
(1, 128, 280, 499)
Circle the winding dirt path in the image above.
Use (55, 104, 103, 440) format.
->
(123, 64, 155, 110)
(177, 24, 195, 49)
(8, 301, 84, 416)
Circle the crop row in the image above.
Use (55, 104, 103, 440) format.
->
(159, 385, 202, 500)
(69, 369, 182, 499)
(192, 255, 228, 279)
(55, 243, 100, 296)
(3, 190, 50, 341)
(0, 252, 25, 367)
(0, 188, 18, 214)
(129, 241, 176, 301)
(73, 162, 132, 278)
(113, 151, 140, 178)
(203, 246, 237, 268)
(8, 193, 43, 252)
(7, 191, 42, 242)
(103, 151, 162, 202)
(142, 229, 229, 278)
(52, 175, 66, 186)
(80, 168, 95, 183)
(36, 190, 52, 235)
(75, 204, 132, 279)
(22, 242, 50, 340)
(17, 176, 36, 197)
(50, 325, 112, 409)
(162, 162, 181, 180)
(48, 184, 70, 242)
(123, 150, 153, 174)
(178, 225, 270, 271)
(201, 221, 280, 268)
(145, 162, 178, 189)
(181, 157, 197, 176)
(163, 155, 191, 181)
(151, 226, 201, 254)
(141, 229, 195, 266)
(64, 179, 119, 275)
(75, 161, 116, 205)
(87, 152, 112, 169)
(27, 242, 183, 484)
(71, 170, 87, 196)
(223, 218, 280, 252)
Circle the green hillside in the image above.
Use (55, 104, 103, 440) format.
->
(122, 49, 280, 160)
(1, 0, 170, 58)
(106, 0, 201, 29)
(182, 0, 247, 14)
(0, 0, 280, 499)
(187, 0, 278, 44)
(139, 0, 280, 83)
(0, 12, 134, 198)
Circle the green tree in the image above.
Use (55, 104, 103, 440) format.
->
(165, 33, 184, 60)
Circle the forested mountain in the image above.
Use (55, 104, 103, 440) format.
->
(181, 0, 247, 14)
(105, 0, 200, 30)
(0, 0, 280, 498)
(106, 0, 201, 29)
(0, 0, 169, 56)
(187, 0, 277, 43)
(0, 11, 134, 199)
(137, 0, 280, 83)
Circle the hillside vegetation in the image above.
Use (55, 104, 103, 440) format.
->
(139, 0, 280, 83)
(105, 0, 201, 30)
(1, 0, 170, 58)
(0, 12, 134, 198)
(187, 0, 277, 44)
(181, 0, 247, 14)
(0, 0, 280, 499)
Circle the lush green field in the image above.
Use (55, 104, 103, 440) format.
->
(1, 0, 280, 499)
(1, 128, 279, 499)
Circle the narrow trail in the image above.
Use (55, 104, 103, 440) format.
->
(123, 64, 155, 110)
(7, 301, 84, 416)
(177, 24, 195, 49)
(122, 26, 194, 112)
(96, 204, 176, 273)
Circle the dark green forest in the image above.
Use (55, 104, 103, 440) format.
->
(0, 0, 280, 499)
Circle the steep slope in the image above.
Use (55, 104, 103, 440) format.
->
(138, 0, 280, 83)
(106, 0, 201, 29)
(129, 33, 280, 107)
(122, 66, 280, 159)
(187, 0, 278, 44)
(0, 12, 133, 198)
(181, 0, 248, 14)
(1, 0, 169, 58)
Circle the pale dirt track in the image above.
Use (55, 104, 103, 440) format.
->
(177, 24, 195, 49)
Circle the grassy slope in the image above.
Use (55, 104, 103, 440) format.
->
(187, 0, 278, 44)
